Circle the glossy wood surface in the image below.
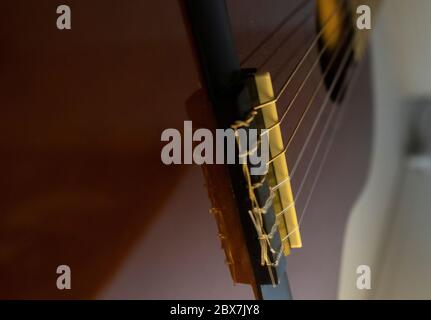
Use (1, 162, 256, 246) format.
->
(0, 0, 372, 299)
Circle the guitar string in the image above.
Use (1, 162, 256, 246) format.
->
(278, 55, 362, 249)
(268, 55, 359, 267)
(266, 26, 354, 166)
(254, 0, 348, 110)
(255, 0, 347, 110)
(235, 9, 351, 163)
(231, 0, 357, 267)
(240, 0, 312, 66)
(288, 63, 354, 180)
(266, 32, 360, 197)
(241, 21, 350, 166)
(267, 28, 354, 199)
(258, 32, 358, 265)
(289, 77, 347, 181)
(235, 16, 347, 158)
(237, 30, 357, 266)
(256, 4, 315, 70)
(286, 54, 358, 216)
(261, 11, 351, 138)
(231, 0, 348, 130)
(257, 25, 353, 224)
(271, 30, 314, 82)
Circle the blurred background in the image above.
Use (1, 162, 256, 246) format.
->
(340, 0, 431, 299)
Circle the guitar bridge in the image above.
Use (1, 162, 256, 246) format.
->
(233, 72, 302, 270)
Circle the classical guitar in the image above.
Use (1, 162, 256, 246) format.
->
(0, 0, 378, 299)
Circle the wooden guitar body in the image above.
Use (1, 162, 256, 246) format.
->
(0, 0, 372, 299)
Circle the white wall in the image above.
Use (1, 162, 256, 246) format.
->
(339, 0, 431, 299)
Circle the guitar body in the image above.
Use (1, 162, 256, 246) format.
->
(0, 0, 372, 299)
